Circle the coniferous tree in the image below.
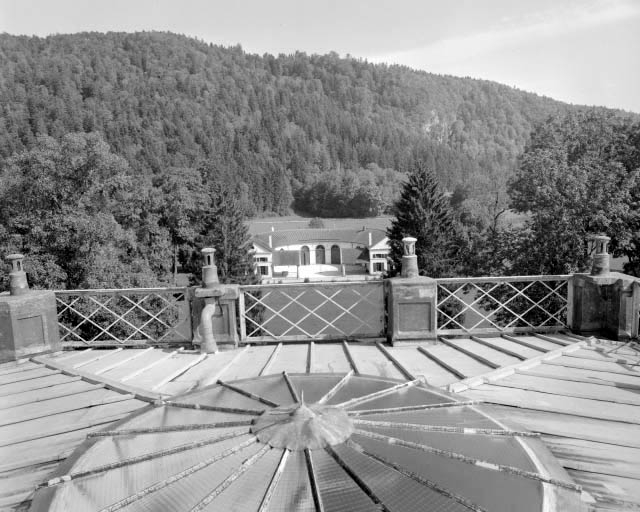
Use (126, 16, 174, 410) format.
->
(193, 182, 258, 285)
(387, 161, 461, 277)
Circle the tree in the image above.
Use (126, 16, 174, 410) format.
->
(308, 217, 325, 228)
(158, 167, 209, 284)
(508, 110, 640, 275)
(294, 167, 403, 218)
(0, 132, 159, 289)
(620, 119, 640, 276)
(387, 161, 461, 277)
(190, 181, 258, 285)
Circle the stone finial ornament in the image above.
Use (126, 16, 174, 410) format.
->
(6, 254, 29, 296)
(201, 247, 219, 288)
(590, 234, 611, 276)
(402, 237, 417, 256)
(400, 236, 419, 278)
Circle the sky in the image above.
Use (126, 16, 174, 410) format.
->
(1, 0, 639, 112)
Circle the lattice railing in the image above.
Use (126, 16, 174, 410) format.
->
(239, 281, 385, 343)
(632, 281, 640, 339)
(436, 275, 570, 335)
(55, 288, 192, 346)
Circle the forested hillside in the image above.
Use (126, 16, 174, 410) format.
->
(0, 31, 582, 215)
(2, 31, 637, 290)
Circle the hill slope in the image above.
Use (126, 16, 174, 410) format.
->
(0, 31, 595, 215)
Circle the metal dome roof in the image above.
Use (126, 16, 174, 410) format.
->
(30, 372, 582, 512)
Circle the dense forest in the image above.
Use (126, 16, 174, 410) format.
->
(0, 31, 588, 212)
(0, 31, 638, 289)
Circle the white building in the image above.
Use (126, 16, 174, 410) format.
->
(251, 228, 390, 280)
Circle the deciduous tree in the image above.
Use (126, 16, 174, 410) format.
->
(508, 110, 640, 275)
(0, 132, 159, 289)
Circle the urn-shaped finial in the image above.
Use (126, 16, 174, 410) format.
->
(6, 254, 29, 296)
(401, 237, 419, 278)
(201, 248, 219, 288)
(590, 235, 611, 276)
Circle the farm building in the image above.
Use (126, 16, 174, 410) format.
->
(251, 228, 390, 280)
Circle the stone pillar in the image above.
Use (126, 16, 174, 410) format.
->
(386, 237, 437, 344)
(1, 254, 60, 362)
(569, 235, 639, 339)
(192, 248, 239, 353)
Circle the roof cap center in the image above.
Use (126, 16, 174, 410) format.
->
(253, 401, 353, 451)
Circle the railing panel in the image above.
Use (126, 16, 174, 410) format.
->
(633, 281, 640, 339)
(436, 275, 570, 335)
(239, 281, 385, 343)
(55, 288, 192, 346)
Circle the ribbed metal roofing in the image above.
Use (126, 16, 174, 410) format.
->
(30, 373, 582, 512)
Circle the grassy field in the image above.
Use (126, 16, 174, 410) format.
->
(247, 211, 529, 235)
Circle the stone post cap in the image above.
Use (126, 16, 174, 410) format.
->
(589, 234, 611, 276)
(201, 247, 219, 287)
(202, 247, 216, 266)
(591, 234, 610, 254)
(5, 253, 28, 294)
(402, 237, 417, 256)
(5, 254, 25, 272)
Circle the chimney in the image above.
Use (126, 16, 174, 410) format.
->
(368, 232, 372, 246)
(268, 235, 273, 248)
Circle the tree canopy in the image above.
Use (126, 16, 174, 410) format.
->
(293, 164, 406, 217)
(507, 111, 640, 275)
(0, 32, 638, 289)
(0, 31, 592, 221)
(0, 132, 159, 289)
(0, 132, 257, 289)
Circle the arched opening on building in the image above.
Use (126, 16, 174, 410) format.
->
(331, 245, 341, 264)
(300, 246, 310, 265)
(315, 245, 325, 264)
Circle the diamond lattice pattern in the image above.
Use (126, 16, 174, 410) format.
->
(242, 283, 384, 341)
(436, 278, 568, 334)
(55, 289, 191, 345)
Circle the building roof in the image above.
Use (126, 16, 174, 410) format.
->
(31, 373, 577, 512)
(0, 355, 151, 511)
(3, 333, 640, 511)
(252, 228, 388, 252)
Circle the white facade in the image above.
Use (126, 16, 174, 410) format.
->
(368, 238, 390, 274)
(251, 229, 390, 281)
(252, 241, 273, 278)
